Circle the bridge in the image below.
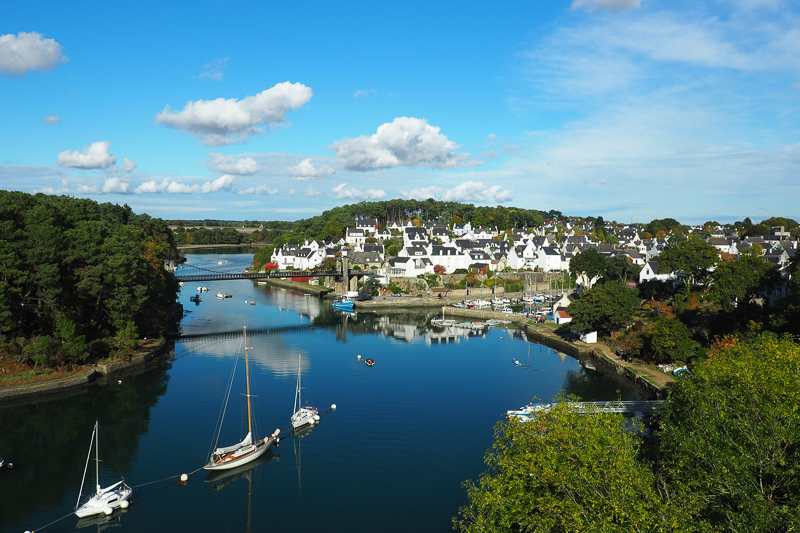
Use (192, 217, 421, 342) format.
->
(174, 263, 358, 283)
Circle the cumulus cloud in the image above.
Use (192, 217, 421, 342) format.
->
(34, 179, 70, 195)
(76, 184, 99, 194)
(306, 185, 321, 197)
(332, 183, 387, 200)
(287, 158, 335, 180)
(122, 158, 137, 173)
(102, 177, 129, 193)
(0, 32, 67, 76)
(133, 175, 236, 194)
(400, 181, 513, 203)
(57, 141, 117, 169)
(235, 185, 278, 195)
(155, 82, 313, 146)
(43, 115, 61, 125)
(572, 0, 642, 12)
(197, 56, 229, 81)
(329, 117, 470, 171)
(209, 153, 260, 175)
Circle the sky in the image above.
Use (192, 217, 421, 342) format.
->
(2, 0, 799, 225)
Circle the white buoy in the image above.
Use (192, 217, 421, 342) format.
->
(104, 507, 113, 515)
(118, 380, 122, 384)
(313, 414, 320, 421)
(357, 354, 362, 360)
(120, 500, 129, 509)
(180, 473, 188, 482)
(330, 404, 337, 410)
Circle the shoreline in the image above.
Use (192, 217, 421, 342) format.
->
(0, 340, 173, 406)
(0, 284, 673, 404)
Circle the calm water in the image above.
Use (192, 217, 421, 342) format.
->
(1, 250, 646, 533)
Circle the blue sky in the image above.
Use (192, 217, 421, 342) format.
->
(2, 0, 799, 225)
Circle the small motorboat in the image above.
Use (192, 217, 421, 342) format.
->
(365, 358, 375, 367)
(512, 358, 522, 366)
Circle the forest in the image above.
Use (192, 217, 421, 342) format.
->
(0, 191, 180, 368)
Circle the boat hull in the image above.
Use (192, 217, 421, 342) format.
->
(332, 301, 355, 310)
(75, 484, 133, 518)
(203, 437, 276, 471)
(291, 407, 319, 429)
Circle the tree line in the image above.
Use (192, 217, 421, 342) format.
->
(0, 191, 180, 367)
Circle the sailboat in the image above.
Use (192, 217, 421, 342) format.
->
(75, 421, 133, 518)
(291, 354, 320, 430)
(204, 326, 280, 471)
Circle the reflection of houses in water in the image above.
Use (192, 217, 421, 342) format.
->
(368, 315, 488, 345)
(266, 287, 324, 320)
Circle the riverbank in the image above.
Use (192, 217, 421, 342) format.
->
(357, 296, 674, 397)
(0, 339, 172, 405)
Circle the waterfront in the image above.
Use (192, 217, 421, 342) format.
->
(1, 250, 646, 533)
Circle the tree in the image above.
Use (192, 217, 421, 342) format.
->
(568, 247, 606, 287)
(641, 317, 695, 363)
(604, 254, 640, 283)
(657, 236, 718, 288)
(707, 250, 780, 312)
(252, 246, 274, 270)
(455, 396, 694, 532)
(657, 334, 800, 531)
(566, 281, 640, 336)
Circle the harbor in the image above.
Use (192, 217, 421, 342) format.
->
(1, 251, 649, 533)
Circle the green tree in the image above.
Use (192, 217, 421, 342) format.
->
(657, 236, 718, 288)
(252, 246, 275, 270)
(707, 250, 780, 312)
(641, 317, 695, 363)
(604, 254, 640, 283)
(567, 281, 640, 336)
(455, 396, 696, 532)
(657, 334, 800, 531)
(568, 247, 606, 286)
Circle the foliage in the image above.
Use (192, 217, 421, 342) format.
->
(707, 250, 780, 312)
(640, 317, 696, 363)
(567, 281, 640, 336)
(252, 246, 274, 269)
(568, 247, 606, 284)
(434, 264, 446, 274)
(603, 254, 640, 283)
(646, 218, 685, 237)
(657, 333, 800, 531)
(455, 396, 696, 532)
(0, 191, 179, 365)
(657, 236, 719, 287)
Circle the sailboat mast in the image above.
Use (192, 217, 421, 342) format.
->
(94, 420, 100, 493)
(244, 326, 252, 436)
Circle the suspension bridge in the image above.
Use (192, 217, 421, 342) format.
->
(173, 263, 349, 283)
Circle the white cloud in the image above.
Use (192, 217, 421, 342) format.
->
(133, 175, 236, 194)
(57, 141, 117, 169)
(398, 186, 444, 200)
(399, 181, 513, 203)
(76, 184, 99, 194)
(209, 153, 260, 175)
(306, 185, 321, 197)
(43, 115, 60, 125)
(122, 158, 137, 173)
(572, 0, 642, 12)
(155, 82, 313, 146)
(287, 158, 335, 180)
(34, 179, 70, 195)
(329, 117, 470, 170)
(197, 56, 229, 81)
(353, 89, 377, 98)
(235, 185, 278, 195)
(0, 32, 67, 76)
(102, 177, 129, 193)
(332, 183, 387, 200)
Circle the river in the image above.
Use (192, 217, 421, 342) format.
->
(0, 250, 646, 533)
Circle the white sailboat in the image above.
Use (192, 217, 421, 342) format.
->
(204, 326, 280, 471)
(291, 354, 319, 430)
(75, 421, 132, 518)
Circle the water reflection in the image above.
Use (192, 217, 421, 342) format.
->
(0, 362, 170, 528)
